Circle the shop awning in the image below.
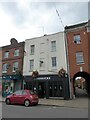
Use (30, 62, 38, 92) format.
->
(2, 75, 22, 81)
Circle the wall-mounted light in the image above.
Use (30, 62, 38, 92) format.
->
(40, 61, 44, 64)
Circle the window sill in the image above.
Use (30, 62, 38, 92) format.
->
(2, 71, 7, 73)
(76, 63, 85, 65)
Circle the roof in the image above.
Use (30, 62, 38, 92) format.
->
(65, 21, 87, 30)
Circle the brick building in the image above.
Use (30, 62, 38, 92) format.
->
(65, 21, 90, 96)
(2, 38, 24, 96)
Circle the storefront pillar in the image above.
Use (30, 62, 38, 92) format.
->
(46, 81, 49, 99)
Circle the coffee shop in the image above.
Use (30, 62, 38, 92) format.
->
(24, 74, 70, 100)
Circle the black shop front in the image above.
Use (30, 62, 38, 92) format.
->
(24, 75, 70, 100)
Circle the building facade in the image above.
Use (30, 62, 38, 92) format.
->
(65, 21, 90, 95)
(0, 47, 2, 93)
(23, 32, 70, 99)
(2, 38, 24, 96)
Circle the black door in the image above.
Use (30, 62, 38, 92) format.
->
(53, 82, 58, 97)
(38, 82, 45, 98)
(58, 81, 63, 97)
(49, 82, 53, 97)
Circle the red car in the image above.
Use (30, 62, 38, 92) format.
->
(5, 90, 39, 107)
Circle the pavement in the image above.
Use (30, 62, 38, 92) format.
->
(0, 96, 89, 109)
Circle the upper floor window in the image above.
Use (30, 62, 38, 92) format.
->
(76, 52, 84, 64)
(30, 59, 34, 71)
(40, 43, 45, 54)
(52, 57, 57, 67)
(74, 34, 81, 44)
(30, 45, 35, 55)
(4, 51, 9, 58)
(39, 58, 45, 71)
(13, 62, 19, 72)
(51, 41, 56, 52)
(2, 63, 8, 72)
(14, 49, 19, 56)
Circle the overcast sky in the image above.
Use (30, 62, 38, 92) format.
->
(0, 0, 89, 47)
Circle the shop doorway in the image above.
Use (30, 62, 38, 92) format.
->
(48, 81, 63, 98)
(38, 82, 46, 98)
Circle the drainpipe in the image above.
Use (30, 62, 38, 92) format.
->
(64, 29, 73, 99)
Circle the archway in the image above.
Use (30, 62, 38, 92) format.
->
(73, 71, 90, 98)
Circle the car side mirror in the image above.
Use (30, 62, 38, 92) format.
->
(13, 93, 15, 96)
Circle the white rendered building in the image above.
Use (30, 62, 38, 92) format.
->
(23, 32, 67, 76)
(23, 32, 70, 99)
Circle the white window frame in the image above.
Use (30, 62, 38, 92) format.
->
(4, 51, 9, 58)
(76, 52, 84, 64)
(51, 41, 56, 52)
(14, 49, 19, 56)
(30, 45, 35, 55)
(30, 59, 34, 71)
(74, 34, 81, 44)
(51, 57, 57, 67)
(2, 63, 8, 73)
(12, 62, 19, 72)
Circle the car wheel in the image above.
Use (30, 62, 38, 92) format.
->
(24, 100, 30, 107)
(6, 99, 10, 105)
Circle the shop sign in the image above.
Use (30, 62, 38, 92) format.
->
(36, 77, 51, 80)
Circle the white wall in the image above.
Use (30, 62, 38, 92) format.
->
(23, 32, 68, 76)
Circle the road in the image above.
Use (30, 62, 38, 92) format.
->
(2, 103, 88, 118)
(0, 102, 2, 119)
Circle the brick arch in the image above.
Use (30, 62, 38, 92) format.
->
(73, 71, 90, 96)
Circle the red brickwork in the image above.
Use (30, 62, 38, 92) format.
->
(2, 39, 24, 75)
(65, 23, 89, 79)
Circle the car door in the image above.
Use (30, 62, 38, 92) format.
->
(11, 90, 22, 104)
(19, 90, 28, 104)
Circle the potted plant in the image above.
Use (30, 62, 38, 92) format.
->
(58, 68, 67, 77)
(32, 70, 39, 78)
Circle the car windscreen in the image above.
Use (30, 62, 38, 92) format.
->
(29, 91, 35, 95)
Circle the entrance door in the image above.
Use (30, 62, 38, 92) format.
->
(53, 82, 58, 97)
(49, 82, 53, 97)
(58, 81, 63, 97)
(38, 82, 45, 98)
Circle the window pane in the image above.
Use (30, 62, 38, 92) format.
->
(2, 63, 8, 71)
(76, 52, 84, 64)
(74, 35, 81, 44)
(51, 41, 56, 52)
(30, 45, 35, 55)
(30, 60, 34, 71)
(14, 49, 19, 56)
(13, 62, 19, 71)
(4, 51, 9, 58)
(52, 57, 57, 67)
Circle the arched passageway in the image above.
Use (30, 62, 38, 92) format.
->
(73, 71, 90, 98)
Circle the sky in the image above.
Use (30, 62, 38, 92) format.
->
(0, 0, 89, 47)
